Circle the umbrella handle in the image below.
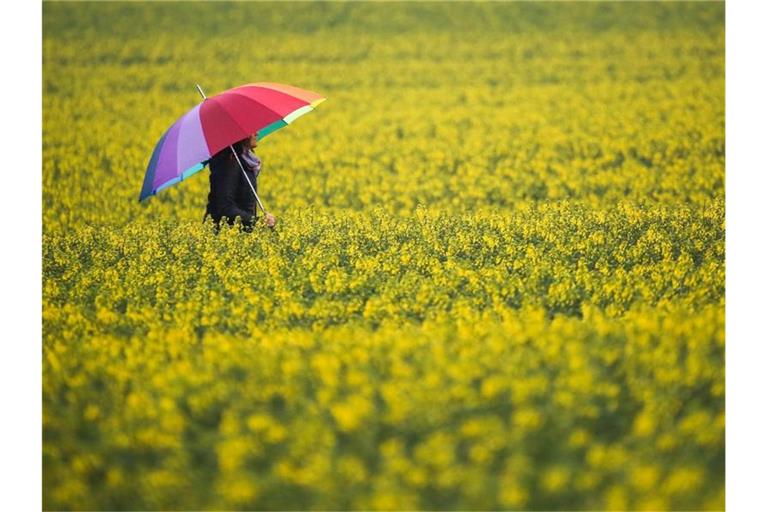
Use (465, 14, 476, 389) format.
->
(196, 84, 268, 218)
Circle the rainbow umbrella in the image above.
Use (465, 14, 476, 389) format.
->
(139, 82, 326, 206)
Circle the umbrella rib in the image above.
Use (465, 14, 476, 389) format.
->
(174, 104, 208, 181)
(140, 127, 171, 201)
(241, 82, 325, 105)
(225, 89, 306, 122)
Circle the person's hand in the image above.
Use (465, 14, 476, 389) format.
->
(264, 213, 276, 229)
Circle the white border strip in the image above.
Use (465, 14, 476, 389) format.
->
(0, 0, 42, 510)
(726, 1, 768, 510)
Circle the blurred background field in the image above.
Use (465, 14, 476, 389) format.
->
(43, 2, 724, 510)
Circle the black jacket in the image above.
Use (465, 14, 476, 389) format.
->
(204, 150, 258, 231)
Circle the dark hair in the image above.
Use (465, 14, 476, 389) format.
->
(206, 135, 254, 167)
(233, 137, 251, 153)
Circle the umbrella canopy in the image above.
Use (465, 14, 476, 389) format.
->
(139, 82, 325, 201)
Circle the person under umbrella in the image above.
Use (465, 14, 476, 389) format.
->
(139, 82, 326, 234)
(203, 133, 276, 233)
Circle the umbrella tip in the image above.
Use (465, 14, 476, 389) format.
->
(195, 84, 207, 100)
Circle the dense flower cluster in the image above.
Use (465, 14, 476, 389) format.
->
(43, 2, 724, 510)
(44, 300, 723, 510)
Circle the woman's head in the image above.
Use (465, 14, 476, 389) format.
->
(236, 133, 258, 152)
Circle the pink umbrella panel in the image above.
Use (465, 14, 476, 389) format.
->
(139, 82, 325, 202)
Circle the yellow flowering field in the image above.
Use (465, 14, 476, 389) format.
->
(43, 2, 724, 510)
